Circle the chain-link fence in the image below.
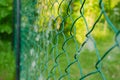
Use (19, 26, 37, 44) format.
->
(14, 0, 120, 80)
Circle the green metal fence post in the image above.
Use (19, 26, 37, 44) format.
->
(14, 0, 21, 79)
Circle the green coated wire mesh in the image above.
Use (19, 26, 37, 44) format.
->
(14, 0, 120, 80)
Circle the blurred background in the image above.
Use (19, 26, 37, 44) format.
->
(0, 0, 120, 80)
(0, 0, 15, 80)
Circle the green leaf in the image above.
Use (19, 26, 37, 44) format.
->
(0, 0, 12, 7)
(0, 24, 12, 34)
(0, 10, 10, 20)
(0, 7, 12, 20)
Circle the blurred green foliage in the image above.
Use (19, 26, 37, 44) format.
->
(0, 0, 13, 34)
(0, 0, 15, 80)
(0, 40, 15, 80)
(62, 0, 120, 43)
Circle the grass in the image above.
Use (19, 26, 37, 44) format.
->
(0, 29, 120, 80)
(0, 40, 15, 80)
(54, 31, 119, 80)
(38, 30, 120, 80)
